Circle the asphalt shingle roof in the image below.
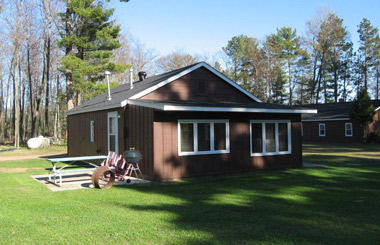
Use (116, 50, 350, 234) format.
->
(68, 63, 202, 114)
(296, 100, 380, 120)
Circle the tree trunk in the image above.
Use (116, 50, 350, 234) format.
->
(19, 59, 25, 142)
(310, 49, 318, 103)
(0, 70, 4, 141)
(316, 51, 326, 104)
(43, 0, 52, 136)
(376, 65, 379, 99)
(287, 58, 292, 106)
(14, 53, 20, 148)
(65, 0, 75, 110)
(333, 65, 338, 103)
(26, 46, 35, 138)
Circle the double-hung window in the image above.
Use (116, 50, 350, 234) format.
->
(319, 123, 326, 136)
(178, 120, 230, 156)
(345, 123, 353, 137)
(250, 120, 291, 156)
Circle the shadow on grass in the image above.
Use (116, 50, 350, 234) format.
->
(112, 159, 380, 244)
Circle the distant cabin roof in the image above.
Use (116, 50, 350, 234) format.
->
(296, 100, 380, 121)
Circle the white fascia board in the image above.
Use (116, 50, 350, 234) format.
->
(127, 100, 317, 114)
(302, 118, 350, 122)
(66, 103, 123, 116)
(127, 99, 165, 110)
(162, 105, 316, 114)
(129, 63, 204, 100)
(129, 62, 262, 103)
(375, 106, 380, 111)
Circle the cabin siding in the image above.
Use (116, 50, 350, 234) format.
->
(141, 67, 255, 103)
(302, 110, 380, 143)
(124, 104, 155, 179)
(302, 120, 363, 143)
(67, 108, 124, 156)
(152, 111, 301, 180)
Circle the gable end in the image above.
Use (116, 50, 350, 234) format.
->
(138, 63, 261, 103)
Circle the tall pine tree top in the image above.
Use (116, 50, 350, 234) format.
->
(59, 0, 128, 103)
(349, 89, 375, 125)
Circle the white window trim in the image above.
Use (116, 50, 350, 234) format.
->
(345, 123, 353, 137)
(178, 119, 230, 156)
(249, 120, 292, 157)
(319, 123, 326, 137)
(90, 120, 95, 142)
(107, 112, 119, 154)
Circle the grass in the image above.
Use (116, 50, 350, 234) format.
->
(0, 143, 379, 244)
(0, 144, 66, 157)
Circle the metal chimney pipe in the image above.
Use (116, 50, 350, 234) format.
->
(130, 67, 134, 89)
(105, 70, 111, 101)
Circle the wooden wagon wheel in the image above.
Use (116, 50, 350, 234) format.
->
(92, 166, 115, 189)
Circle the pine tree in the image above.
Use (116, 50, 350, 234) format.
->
(349, 89, 375, 137)
(267, 27, 304, 105)
(357, 18, 379, 91)
(59, 0, 128, 109)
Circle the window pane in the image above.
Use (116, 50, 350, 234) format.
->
(109, 117, 115, 134)
(346, 124, 352, 135)
(180, 123, 194, 152)
(279, 123, 288, 152)
(198, 123, 211, 151)
(90, 121, 94, 142)
(319, 124, 325, 135)
(214, 123, 226, 150)
(109, 135, 115, 152)
(251, 123, 263, 153)
(265, 123, 276, 153)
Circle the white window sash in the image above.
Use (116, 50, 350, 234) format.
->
(178, 120, 230, 156)
(250, 120, 292, 157)
(345, 123, 353, 137)
(90, 120, 94, 142)
(319, 123, 326, 137)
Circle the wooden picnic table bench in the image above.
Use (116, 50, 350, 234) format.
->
(47, 155, 108, 186)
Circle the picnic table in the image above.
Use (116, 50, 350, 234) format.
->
(47, 155, 108, 186)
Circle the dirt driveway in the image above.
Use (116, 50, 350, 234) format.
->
(0, 153, 67, 162)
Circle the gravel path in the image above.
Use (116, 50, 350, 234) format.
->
(0, 153, 67, 162)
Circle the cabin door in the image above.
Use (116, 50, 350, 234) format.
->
(107, 112, 119, 154)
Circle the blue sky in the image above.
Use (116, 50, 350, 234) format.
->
(111, 0, 380, 56)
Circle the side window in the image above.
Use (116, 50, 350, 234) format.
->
(319, 123, 326, 137)
(178, 120, 229, 156)
(250, 120, 291, 156)
(90, 120, 95, 142)
(345, 123, 353, 137)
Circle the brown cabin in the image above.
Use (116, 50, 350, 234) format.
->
(67, 62, 316, 180)
(298, 100, 380, 143)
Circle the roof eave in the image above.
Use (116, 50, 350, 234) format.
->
(127, 99, 317, 114)
(66, 103, 123, 116)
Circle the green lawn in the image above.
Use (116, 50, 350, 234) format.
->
(0, 143, 379, 244)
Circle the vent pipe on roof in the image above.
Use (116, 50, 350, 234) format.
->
(130, 67, 134, 89)
(105, 70, 111, 101)
(138, 71, 147, 81)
